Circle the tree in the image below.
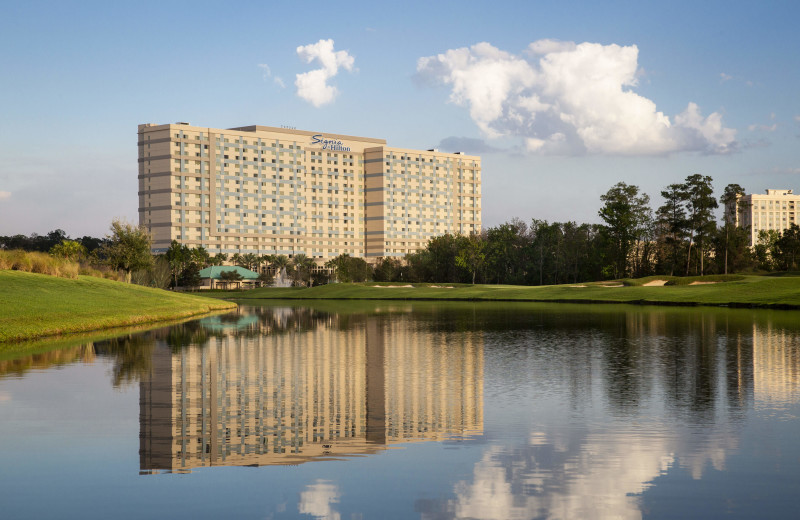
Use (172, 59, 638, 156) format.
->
(754, 230, 780, 271)
(257, 270, 274, 287)
(211, 252, 228, 266)
(455, 233, 486, 284)
(102, 219, 153, 283)
(239, 253, 259, 271)
(218, 269, 243, 289)
(178, 262, 202, 290)
(150, 256, 172, 289)
(775, 224, 800, 270)
(191, 246, 211, 268)
(485, 221, 528, 284)
(598, 183, 651, 279)
(326, 253, 371, 283)
(683, 174, 718, 276)
(271, 254, 291, 282)
(373, 257, 404, 282)
(656, 184, 689, 276)
(289, 253, 316, 287)
(164, 240, 190, 288)
(50, 240, 88, 262)
(720, 183, 746, 274)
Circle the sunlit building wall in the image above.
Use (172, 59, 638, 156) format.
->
(137, 123, 481, 260)
(730, 189, 800, 246)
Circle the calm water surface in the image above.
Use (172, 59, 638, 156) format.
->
(1, 301, 800, 519)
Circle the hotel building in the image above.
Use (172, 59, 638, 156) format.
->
(729, 189, 800, 246)
(137, 122, 481, 261)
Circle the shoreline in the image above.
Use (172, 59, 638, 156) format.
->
(206, 275, 800, 310)
(0, 270, 237, 344)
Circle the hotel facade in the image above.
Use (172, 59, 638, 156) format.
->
(728, 189, 800, 246)
(138, 122, 481, 261)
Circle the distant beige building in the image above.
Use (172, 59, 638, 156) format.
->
(729, 189, 800, 246)
(138, 123, 481, 261)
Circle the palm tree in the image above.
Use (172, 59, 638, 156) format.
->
(211, 252, 228, 266)
(191, 246, 211, 268)
(291, 253, 316, 287)
(230, 252, 242, 268)
(271, 255, 291, 285)
(241, 253, 259, 271)
(271, 254, 290, 271)
(261, 254, 275, 273)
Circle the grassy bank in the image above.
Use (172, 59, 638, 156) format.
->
(204, 274, 800, 309)
(0, 270, 236, 343)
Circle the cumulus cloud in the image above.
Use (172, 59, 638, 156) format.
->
(748, 123, 777, 132)
(295, 39, 355, 107)
(748, 112, 779, 133)
(417, 41, 738, 156)
(257, 63, 286, 88)
(0, 190, 10, 200)
(719, 72, 733, 82)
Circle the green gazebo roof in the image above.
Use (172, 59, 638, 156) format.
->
(198, 266, 259, 280)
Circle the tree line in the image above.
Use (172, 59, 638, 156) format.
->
(4, 174, 799, 287)
(378, 174, 796, 285)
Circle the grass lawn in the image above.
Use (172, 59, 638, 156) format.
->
(0, 270, 236, 343)
(204, 274, 800, 309)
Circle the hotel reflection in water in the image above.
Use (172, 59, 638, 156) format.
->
(139, 309, 484, 472)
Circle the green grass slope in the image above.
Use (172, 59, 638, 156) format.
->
(205, 275, 800, 309)
(0, 270, 236, 342)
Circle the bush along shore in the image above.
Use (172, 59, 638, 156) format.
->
(0, 270, 237, 343)
(203, 274, 800, 310)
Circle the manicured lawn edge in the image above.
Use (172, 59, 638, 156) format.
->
(0, 270, 237, 343)
(204, 276, 800, 310)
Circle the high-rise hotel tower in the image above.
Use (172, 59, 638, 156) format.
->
(138, 123, 481, 261)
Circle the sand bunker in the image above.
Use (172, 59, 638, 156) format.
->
(598, 284, 624, 288)
(429, 285, 454, 289)
(689, 281, 718, 285)
(643, 280, 668, 286)
(372, 284, 414, 288)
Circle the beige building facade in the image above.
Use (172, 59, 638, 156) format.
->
(729, 189, 800, 246)
(138, 122, 481, 261)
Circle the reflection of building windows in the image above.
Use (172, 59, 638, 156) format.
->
(139, 310, 483, 472)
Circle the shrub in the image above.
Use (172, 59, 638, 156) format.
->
(0, 250, 93, 280)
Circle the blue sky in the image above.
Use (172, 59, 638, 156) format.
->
(1, 0, 799, 237)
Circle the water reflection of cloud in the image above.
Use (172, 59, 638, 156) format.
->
(299, 480, 341, 520)
(419, 421, 741, 520)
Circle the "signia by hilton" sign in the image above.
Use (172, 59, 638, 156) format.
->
(311, 134, 351, 152)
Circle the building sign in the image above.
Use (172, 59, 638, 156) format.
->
(311, 134, 351, 152)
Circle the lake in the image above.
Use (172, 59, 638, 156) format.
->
(1, 301, 799, 519)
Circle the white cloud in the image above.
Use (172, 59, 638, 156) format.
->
(748, 123, 777, 132)
(257, 63, 286, 88)
(720, 72, 733, 82)
(0, 190, 10, 200)
(417, 41, 738, 156)
(298, 480, 341, 520)
(794, 115, 800, 123)
(295, 39, 355, 107)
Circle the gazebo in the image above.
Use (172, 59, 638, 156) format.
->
(198, 266, 259, 290)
